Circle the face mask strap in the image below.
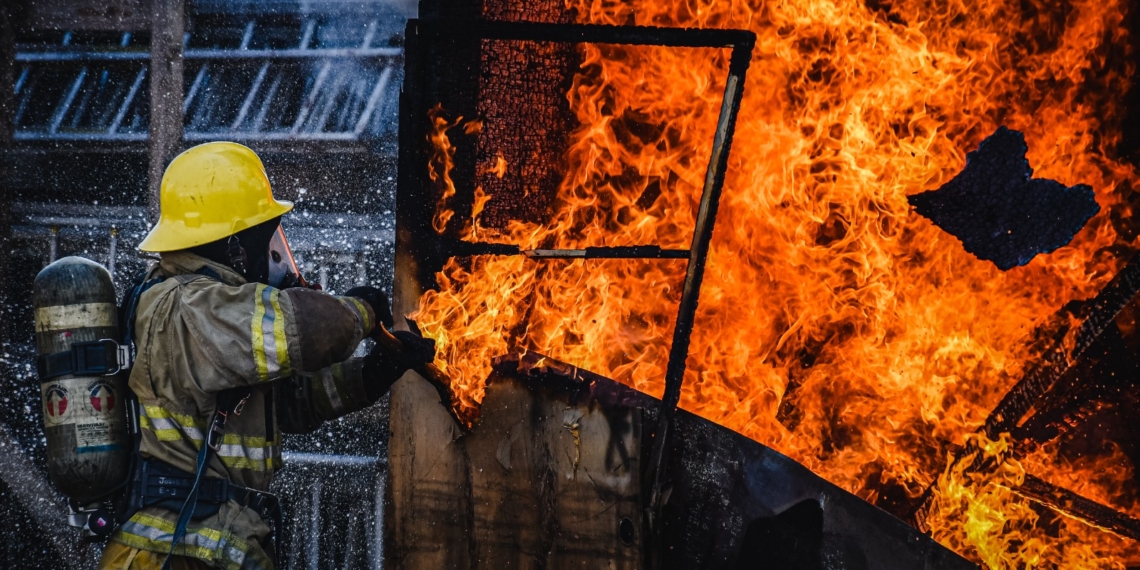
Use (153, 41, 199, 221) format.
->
(226, 235, 250, 278)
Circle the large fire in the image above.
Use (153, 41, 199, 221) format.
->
(411, 0, 1139, 566)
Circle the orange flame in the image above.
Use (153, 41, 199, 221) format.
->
(412, 0, 1139, 565)
(427, 103, 460, 234)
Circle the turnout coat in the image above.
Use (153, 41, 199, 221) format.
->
(105, 251, 377, 569)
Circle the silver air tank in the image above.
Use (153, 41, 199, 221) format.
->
(33, 256, 130, 505)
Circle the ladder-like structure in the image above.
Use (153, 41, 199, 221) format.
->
(13, 16, 402, 142)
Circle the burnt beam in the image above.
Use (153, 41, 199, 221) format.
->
(644, 36, 752, 570)
(1012, 474, 1140, 542)
(387, 350, 974, 570)
(912, 253, 1140, 530)
(414, 19, 756, 49)
(985, 254, 1140, 440)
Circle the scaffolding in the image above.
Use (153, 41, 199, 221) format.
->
(12, 15, 402, 143)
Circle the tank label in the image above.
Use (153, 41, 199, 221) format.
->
(35, 303, 117, 333)
(42, 377, 125, 452)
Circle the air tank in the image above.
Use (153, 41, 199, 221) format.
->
(33, 256, 130, 505)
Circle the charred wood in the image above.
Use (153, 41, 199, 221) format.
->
(147, 0, 184, 222)
(1011, 474, 1140, 542)
(387, 351, 973, 569)
(911, 253, 1140, 530)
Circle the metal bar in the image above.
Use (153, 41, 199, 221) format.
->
(299, 20, 317, 50)
(353, 65, 392, 135)
(185, 130, 359, 142)
(48, 226, 58, 263)
(523, 246, 689, 259)
(108, 65, 146, 134)
(14, 129, 375, 142)
(14, 66, 28, 93)
(49, 67, 87, 133)
(183, 63, 208, 114)
(361, 20, 378, 49)
(231, 61, 269, 129)
(13, 77, 33, 125)
(309, 71, 348, 133)
(17, 47, 402, 62)
(14, 131, 147, 141)
(240, 21, 255, 50)
(291, 60, 332, 134)
(1010, 474, 1140, 541)
(107, 228, 118, 277)
(183, 130, 355, 141)
(281, 452, 382, 467)
(413, 19, 756, 48)
(644, 41, 752, 566)
(308, 482, 321, 570)
(251, 72, 282, 132)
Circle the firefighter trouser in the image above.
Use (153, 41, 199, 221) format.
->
(99, 541, 213, 570)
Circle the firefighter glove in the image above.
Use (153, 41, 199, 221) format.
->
(343, 285, 395, 330)
(361, 331, 436, 401)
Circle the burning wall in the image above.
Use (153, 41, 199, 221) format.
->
(399, 0, 1140, 566)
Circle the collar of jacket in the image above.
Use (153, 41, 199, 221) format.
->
(158, 251, 248, 287)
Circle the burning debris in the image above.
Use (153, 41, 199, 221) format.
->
(392, 0, 1140, 566)
(389, 349, 976, 569)
(908, 127, 1100, 270)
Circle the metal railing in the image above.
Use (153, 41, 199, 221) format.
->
(13, 17, 402, 143)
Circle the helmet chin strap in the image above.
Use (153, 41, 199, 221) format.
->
(226, 235, 250, 279)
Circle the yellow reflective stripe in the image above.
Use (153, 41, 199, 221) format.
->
(252, 286, 290, 381)
(269, 288, 291, 377)
(251, 284, 270, 381)
(114, 512, 270, 570)
(138, 404, 281, 471)
(218, 455, 282, 471)
(218, 433, 270, 447)
(141, 405, 203, 442)
(344, 297, 372, 332)
(142, 405, 200, 427)
(139, 414, 183, 442)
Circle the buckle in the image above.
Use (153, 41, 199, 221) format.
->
(233, 395, 249, 416)
(38, 339, 131, 381)
(207, 413, 228, 452)
(72, 339, 124, 376)
(117, 343, 133, 372)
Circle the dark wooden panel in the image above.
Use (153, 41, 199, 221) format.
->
(21, 0, 149, 32)
(386, 371, 642, 569)
(146, 0, 183, 221)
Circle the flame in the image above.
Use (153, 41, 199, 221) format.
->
(412, 0, 1139, 565)
(427, 103, 460, 234)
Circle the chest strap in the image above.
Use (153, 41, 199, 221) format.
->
(164, 386, 252, 570)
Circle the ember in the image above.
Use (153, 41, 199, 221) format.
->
(400, 0, 1140, 566)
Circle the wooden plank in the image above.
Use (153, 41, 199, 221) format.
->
(386, 370, 641, 569)
(385, 372, 473, 569)
(147, 0, 183, 222)
(22, 0, 149, 32)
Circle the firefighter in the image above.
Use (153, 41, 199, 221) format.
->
(98, 142, 432, 570)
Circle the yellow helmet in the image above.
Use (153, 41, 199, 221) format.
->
(138, 142, 293, 252)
